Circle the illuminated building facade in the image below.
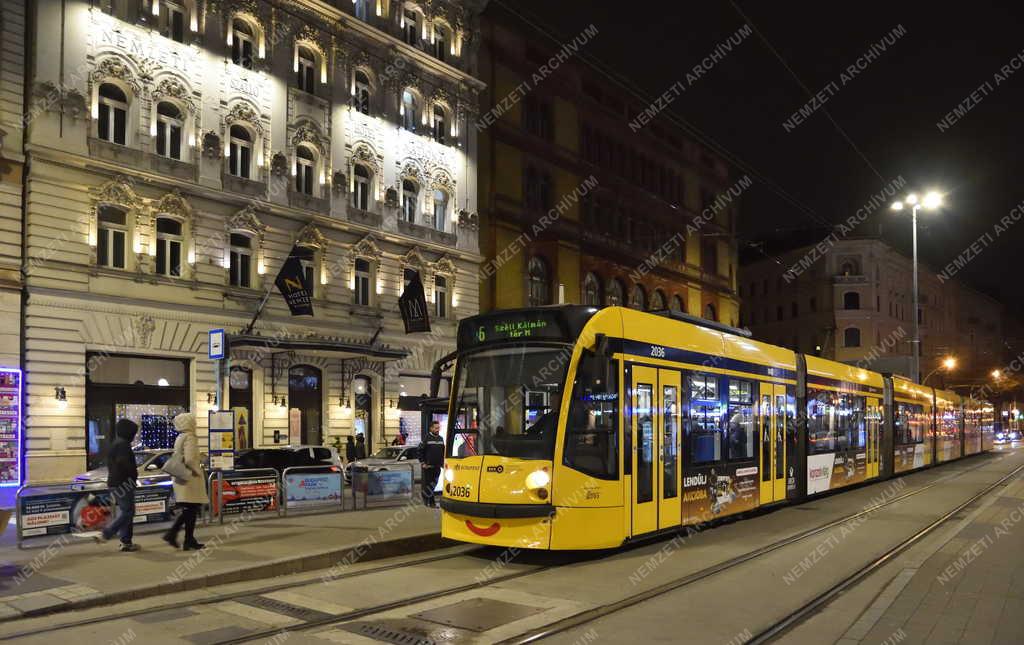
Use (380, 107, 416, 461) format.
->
(18, 0, 486, 481)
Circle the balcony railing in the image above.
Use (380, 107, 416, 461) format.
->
(833, 274, 868, 284)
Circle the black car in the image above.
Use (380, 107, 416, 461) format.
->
(232, 445, 341, 474)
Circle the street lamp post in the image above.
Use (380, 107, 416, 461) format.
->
(923, 356, 957, 387)
(891, 191, 942, 383)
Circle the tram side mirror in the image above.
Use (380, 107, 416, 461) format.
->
(594, 333, 610, 358)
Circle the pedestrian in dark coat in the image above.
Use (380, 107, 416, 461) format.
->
(345, 435, 357, 463)
(99, 419, 139, 551)
(418, 422, 445, 508)
(355, 433, 367, 460)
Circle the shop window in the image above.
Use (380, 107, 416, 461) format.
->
(229, 366, 253, 450)
(98, 83, 128, 145)
(294, 146, 316, 195)
(97, 206, 128, 269)
(228, 125, 253, 179)
(352, 164, 371, 210)
(289, 365, 322, 446)
(155, 217, 183, 277)
(229, 232, 253, 288)
(401, 179, 418, 222)
(352, 70, 371, 115)
(564, 351, 619, 479)
(354, 258, 371, 306)
(353, 375, 373, 446)
(155, 101, 184, 160)
(527, 256, 550, 306)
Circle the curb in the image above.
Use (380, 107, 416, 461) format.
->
(1, 531, 449, 621)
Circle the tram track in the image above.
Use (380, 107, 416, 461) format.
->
(0, 453, 1006, 644)
(221, 454, 1004, 644)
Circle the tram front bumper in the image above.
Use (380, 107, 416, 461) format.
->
(440, 499, 554, 549)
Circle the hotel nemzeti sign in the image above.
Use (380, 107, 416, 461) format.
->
(97, 27, 194, 74)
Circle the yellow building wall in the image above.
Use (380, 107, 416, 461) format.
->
(553, 97, 578, 154)
(686, 287, 702, 317)
(494, 64, 524, 127)
(494, 225, 526, 309)
(553, 169, 582, 222)
(557, 244, 580, 304)
(494, 141, 523, 202)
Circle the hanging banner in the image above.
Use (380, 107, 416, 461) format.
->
(398, 271, 431, 333)
(274, 245, 314, 316)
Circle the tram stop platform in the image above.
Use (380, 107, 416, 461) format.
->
(0, 500, 443, 621)
(783, 449, 1024, 645)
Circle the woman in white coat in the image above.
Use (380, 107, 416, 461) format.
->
(163, 412, 208, 550)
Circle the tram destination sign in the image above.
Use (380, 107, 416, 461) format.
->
(459, 311, 569, 348)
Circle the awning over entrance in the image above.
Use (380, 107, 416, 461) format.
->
(225, 333, 409, 362)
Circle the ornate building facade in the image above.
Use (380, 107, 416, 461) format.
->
(476, 4, 741, 323)
(0, 0, 25, 371)
(19, 0, 486, 482)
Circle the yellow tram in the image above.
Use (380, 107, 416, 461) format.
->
(437, 306, 994, 550)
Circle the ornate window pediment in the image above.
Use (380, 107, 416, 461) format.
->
(291, 121, 328, 158)
(431, 254, 457, 282)
(93, 175, 143, 211)
(431, 170, 455, 193)
(349, 234, 382, 261)
(225, 101, 265, 135)
(400, 246, 428, 272)
(152, 76, 197, 114)
(152, 189, 194, 223)
(91, 57, 142, 95)
(295, 223, 328, 250)
(227, 204, 266, 239)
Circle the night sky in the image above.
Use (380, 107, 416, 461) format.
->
(502, 0, 1024, 315)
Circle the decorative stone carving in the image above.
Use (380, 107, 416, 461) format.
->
(401, 247, 428, 272)
(351, 143, 382, 177)
(61, 89, 88, 120)
(93, 175, 143, 210)
(132, 315, 157, 349)
(431, 170, 456, 193)
(225, 102, 265, 135)
(350, 235, 382, 262)
(271, 152, 289, 177)
(295, 223, 328, 250)
(91, 58, 141, 95)
(227, 204, 266, 239)
(202, 131, 222, 159)
(432, 255, 458, 281)
(296, 25, 329, 58)
(458, 209, 478, 231)
(332, 171, 347, 195)
(152, 77, 197, 113)
(152, 189, 194, 222)
(291, 123, 328, 157)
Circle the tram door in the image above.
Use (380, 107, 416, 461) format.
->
(631, 366, 682, 535)
(759, 383, 787, 503)
(866, 399, 881, 477)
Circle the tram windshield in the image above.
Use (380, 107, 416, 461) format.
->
(448, 346, 572, 460)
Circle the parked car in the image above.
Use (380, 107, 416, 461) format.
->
(232, 445, 342, 475)
(995, 429, 1022, 443)
(346, 446, 422, 484)
(73, 449, 174, 488)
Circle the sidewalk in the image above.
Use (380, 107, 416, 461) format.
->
(0, 501, 445, 620)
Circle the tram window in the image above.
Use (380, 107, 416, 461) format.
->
(726, 379, 754, 460)
(690, 373, 718, 401)
(564, 351, 619, 479)
(687, 373, 722, 465)
(448, 346, 571, 460)
(663, 385, 679, 497)
(807, 389, 836, 454)
(844, 395, 866, 449)
(636, 384, 655, 503)
(896, 402, 926, 444)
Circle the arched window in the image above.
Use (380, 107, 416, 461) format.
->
(155, 101, 184, 160)
(98, 83, 128, 145)
(352, 164, 371, 210)
(97, 206, 128, 269)
(401, 179, 418, 223)
(844, 327, 861, 348)
(844, 291, 861, 310)
(670, 294, 685, 314)
(354, 258, 371, 306)
(606, 278, 624, 306)
(228, 124, 253, 179)
(582, 272, 601, 306)
(353, 70, 371, 115)
(296, 45, 317, 94)
(527, 256, 550, 306)
(155, 217, 183, 277)
(650, 289, 666, 311)
(705, 303, 717, 321)
(294, 146, 316, 195)
(432, 105, 446, 144)
(432, 189, 448, 231)
(402, 90, 418, 131)
(628, 284, 646, 310)
(231, 18, 256, 69)
(434, 275, 448, 319)
(229, 232, 253, 288)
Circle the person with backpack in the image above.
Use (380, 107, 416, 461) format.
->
(96, 419, 139, 552)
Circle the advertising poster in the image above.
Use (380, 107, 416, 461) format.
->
(233, 406, 250, 451)
(682, 464, 759, 521)
(215, 475, 278, 515)
(808, 451, 868, 494)
(367, 470, 413, 499)
(208, 409, 235, 471)
(19, 486, 174, 539)
(284, 472, 342, 509)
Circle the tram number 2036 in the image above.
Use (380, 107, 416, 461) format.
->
(448, 484, 472, 498)
(650, 345, 667, 358)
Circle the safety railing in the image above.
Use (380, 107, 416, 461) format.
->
(15, 479, 178, 549)
(281, 466, 345, 516)
(207, 468, 281, 524)
(350, 461, 417, 510)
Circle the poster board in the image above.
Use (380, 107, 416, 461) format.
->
(208, 409, 235, 470)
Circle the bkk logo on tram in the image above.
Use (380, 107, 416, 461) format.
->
(682, 466, 759, 518)
(806, 452, 868, 494)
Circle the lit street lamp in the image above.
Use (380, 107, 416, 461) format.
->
(891, 190, 943, 383)
(923, 356, 957, 386)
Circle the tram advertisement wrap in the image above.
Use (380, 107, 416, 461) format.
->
(894, 444, 926, 473)
(806, 451, 868, 494)
(682, 465, 759, 520)
(214, 476, 279, 515)
(19, 486, 174, 538)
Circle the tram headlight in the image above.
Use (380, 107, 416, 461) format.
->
(525, 469, 550, 489)
(444, 467, 455, 483)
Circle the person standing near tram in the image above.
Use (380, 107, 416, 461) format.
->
(418, 421, 445, 507)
